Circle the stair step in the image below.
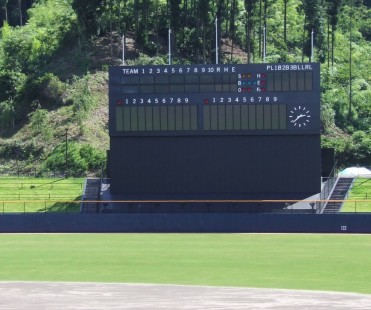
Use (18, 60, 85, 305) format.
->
(322, 177, 354, 214)
(81, 178, 102, 213)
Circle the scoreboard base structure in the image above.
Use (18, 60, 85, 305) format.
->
(98, 179, 320, 214)
(98, 201, 313, 214)
(100, 200, 281, 214)
(108, 134, 321, 208)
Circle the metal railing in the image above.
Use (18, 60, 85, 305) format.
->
(317, 160, 339, 213)
(0, 199, 370, 214)
(318, 177, 338, 213)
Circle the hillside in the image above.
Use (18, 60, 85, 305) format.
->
(0, 0, 370, 176)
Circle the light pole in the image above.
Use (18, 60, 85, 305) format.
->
(168, 28, 172, 65)
(215, 17, 219, 64)
(65, 128, 68, 178)
(311, 29, 314, 62)
(349, 6, 353, 118)
(263, 26, 266, 63)
(122, 34, 125, 66)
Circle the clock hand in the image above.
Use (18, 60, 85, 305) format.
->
(291, 114, 306, 123)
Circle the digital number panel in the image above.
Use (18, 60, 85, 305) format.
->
(116, 105, 198, 132)
(117, 74, 239, 94)
(203, 104, 286, 131)
(266, 71, 313, 91)
(115, 104, 287, 132)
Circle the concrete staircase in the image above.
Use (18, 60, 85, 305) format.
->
(322, 178, 354, 214)
(80, 178, 101, 213)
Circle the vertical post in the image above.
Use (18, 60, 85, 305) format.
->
(168, 28, 172, 65)
(263, 27, 266, 63)
(122, 34, 125, 66)
(311, 29, 314, 62)
(215, 17, 218, 64)
(65, 128, 68, 179)
(349, 6, 353, 117)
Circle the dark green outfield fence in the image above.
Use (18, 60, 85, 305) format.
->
(1, 213, 371, 233)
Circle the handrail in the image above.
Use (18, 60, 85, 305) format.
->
(318, 177, 337, 213)
(1, 199, 370, 214)
(1, 199, 369, 204)
(317, 159, 339, 213)
(80, 178, 89, 212)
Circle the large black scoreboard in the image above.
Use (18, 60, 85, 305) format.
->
(109, 63, 321, 203)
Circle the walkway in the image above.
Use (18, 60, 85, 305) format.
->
(1, 282, 371, 309)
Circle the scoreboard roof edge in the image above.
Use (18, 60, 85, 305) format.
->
(109, 62, 320, 75)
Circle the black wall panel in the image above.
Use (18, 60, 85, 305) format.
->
(110, 135, 321, 200)
(1, 214, 370, 233)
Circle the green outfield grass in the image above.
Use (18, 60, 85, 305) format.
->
(0, 178, 84, 212)
(342, 178, 371, 212)
(0, 233, 371, 294)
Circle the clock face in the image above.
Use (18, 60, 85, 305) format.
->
(289, 106, 311, 128)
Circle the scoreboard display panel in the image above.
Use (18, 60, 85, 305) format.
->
(109, 63, 321, 203)
(109, 63, 320, 136)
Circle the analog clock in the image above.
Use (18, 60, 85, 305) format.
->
(289, 106, 311, 128)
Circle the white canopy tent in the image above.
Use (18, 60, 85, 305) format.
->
(339, 167, 371, 178)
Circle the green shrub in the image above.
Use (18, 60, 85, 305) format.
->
(344, 131, 371, 166)
(28, 73, 66, 107)
(0, 69, 27, 103)
(28, 107, 53, 140)
(43, 142, 105, 176)
(79, 144, 105, 170)
(0, 141, 43, 161)
(0, 1, 77, 73)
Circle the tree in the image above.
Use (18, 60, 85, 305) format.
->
(198, 0, 211, 63)
(0, 98, 15, 129)
(215, 0, 228, 63)
(72, 0, 103, 37)
(0, 0, 9, 26)
(326, 0, 342, 68)
(229, 0, 238, 61)
(302, 0, 326, 62)
(244, 0, 257, 63)
(17, 0, 22, 26)
(283, 0, 289, 44)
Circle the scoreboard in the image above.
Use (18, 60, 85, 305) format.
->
(109, 63, 320, 136)
(109, 63, 321, 205)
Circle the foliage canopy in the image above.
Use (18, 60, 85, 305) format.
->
(0, 0, 370, 174)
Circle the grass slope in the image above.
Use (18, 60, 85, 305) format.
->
(342, 178, 371, 212)
(0, 178, 84, 212)
(0, 234, 371, 294)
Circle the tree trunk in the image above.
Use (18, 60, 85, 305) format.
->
(302, 17, 306, 62)
(332, 28, 335, 68)
(247, 22, 251, 63)
(264, 0, 268, 60)
(134, 0, 139, 50)
(18, 0, 22, 26)
(225, 0, 230, 34)
(230, 0, 236, 62)
(284, 0, 287, 44)
(109, 0, 113, 57)
(259, 0, 262, 59)
(3, 0, 8, 23)
(327, 14, 330, 68)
